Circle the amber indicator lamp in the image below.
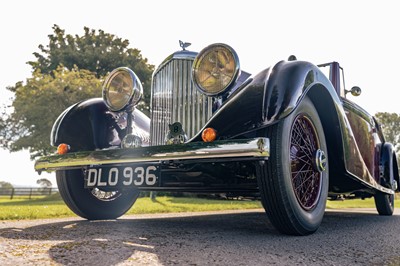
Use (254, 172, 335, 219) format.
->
(57, 143, 70, 155)
(201, 128, 217, 142)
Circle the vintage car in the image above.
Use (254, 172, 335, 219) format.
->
(34, 42, 399, 235)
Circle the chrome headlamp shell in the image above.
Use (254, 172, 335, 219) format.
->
(102, 67, 143, 111)
(192, 43, 240, 96)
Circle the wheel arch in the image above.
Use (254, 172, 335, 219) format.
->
(393, 153, 399, 192)
(306, 85, 347, 180)
(51, 98, 108, 151)
(380, 142, 400, 191)
(51, 98, 150, 152)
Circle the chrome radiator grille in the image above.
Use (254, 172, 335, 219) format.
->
(150, 53, 213, 146)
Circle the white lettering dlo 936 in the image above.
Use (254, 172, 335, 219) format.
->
(86, 166, 158, 187)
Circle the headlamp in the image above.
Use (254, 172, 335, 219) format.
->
(192, 43, 240, 96)
(102, 67, 143, 111)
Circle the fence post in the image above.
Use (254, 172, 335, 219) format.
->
(150, 191, 157, 201)
(29, 188, 32, 199)
(10, 188, 14, 200)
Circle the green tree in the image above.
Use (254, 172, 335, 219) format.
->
(28, 24, 154, 113)
(0, 181, 13, 189)
(37, 178, 52, 188)
(375, 112, 400, 153)
(2, 25, 155, 159)
(0, 110, 5, 148)
(3, 66, 102, 158)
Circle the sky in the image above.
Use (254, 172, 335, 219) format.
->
(0, 0, 399, 186)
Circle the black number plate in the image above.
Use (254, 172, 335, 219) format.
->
(84, 164, 160, 188)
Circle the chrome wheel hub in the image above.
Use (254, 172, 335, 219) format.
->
(313, 149, 327, 172)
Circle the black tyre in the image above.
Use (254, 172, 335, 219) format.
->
(257, 96, 329, 235)
(374, 192, 394, 216)
(56, 169, 140, 220)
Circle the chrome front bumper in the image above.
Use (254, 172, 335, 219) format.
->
(35, 138, 270, 173)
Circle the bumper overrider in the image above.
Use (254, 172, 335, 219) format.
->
(35, 138, 270, 191)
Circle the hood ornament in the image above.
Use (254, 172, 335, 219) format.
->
(179, 40, 191, 51)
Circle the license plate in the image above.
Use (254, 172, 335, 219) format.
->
(84, 164, 160, 188)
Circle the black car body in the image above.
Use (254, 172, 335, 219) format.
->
(35, 42, 399, 235)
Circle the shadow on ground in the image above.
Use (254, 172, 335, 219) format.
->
(1, 210, 399, 265)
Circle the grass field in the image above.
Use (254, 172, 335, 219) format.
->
(0, 193, 398, 220)
(0, 194, 263, 220)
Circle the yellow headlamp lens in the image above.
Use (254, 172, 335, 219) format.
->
(193, 43, 240, 96)
(103, 67, 143, 111)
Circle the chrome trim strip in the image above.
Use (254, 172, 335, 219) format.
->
(347, 171, 395, 195)
(35, 138, 270, 172)
(156, 50, 198, 70)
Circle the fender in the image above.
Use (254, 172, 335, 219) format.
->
(190, 60, 343, 140)
(190, 60, 393, 194)
(51, 98, 150, 152)
(379, 143, 400, 191)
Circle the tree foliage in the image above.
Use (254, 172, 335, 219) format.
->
(28, 24, 154, 112)
(375, 112, 400, 153)
(0, 181, 13, 189)
(3, 67, 102, 158)
(0, 109, 6, 148)
(37, 178, 52, 188)
(2, 25, 155, 158)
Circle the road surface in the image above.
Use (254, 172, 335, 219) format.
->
(1, 208, 400, 265)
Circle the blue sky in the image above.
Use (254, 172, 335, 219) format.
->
(1, 0, 399, 186)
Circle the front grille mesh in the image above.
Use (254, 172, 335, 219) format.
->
(150, 56, 213, 146)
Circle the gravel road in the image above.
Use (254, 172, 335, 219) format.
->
(1, 208, 400, 266)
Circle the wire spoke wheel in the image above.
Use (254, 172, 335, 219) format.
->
(257, 96, 329, 235)
(90, 188, 121, 201)
(290, 115, 323, 211)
